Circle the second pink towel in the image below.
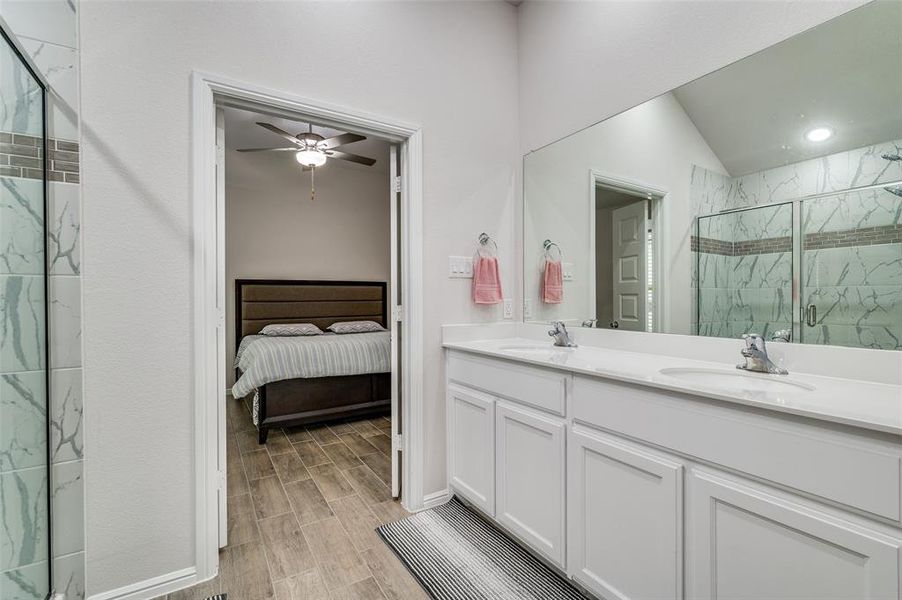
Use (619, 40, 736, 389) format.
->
(472, 256, 503, 304)
(542, 259, 563, 303)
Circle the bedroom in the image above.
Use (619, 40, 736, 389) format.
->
(222, 104, 405, 568)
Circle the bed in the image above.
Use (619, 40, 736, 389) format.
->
(233, 279, 391, 444)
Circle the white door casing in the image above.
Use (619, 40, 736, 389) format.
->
(215, 106, 228, 548)
(611, 200, 647, 331)
(389, 144, 401, 499)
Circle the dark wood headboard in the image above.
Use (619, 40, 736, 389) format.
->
(235, 279, 388, 342)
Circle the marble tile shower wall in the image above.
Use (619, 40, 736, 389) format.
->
(691, 137, 902, 350)
(695, 207, 793, 340)
(0, 1, 84, 599)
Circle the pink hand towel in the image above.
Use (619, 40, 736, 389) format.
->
(472, 256, 503, 304)
(542, 259, 563, 304)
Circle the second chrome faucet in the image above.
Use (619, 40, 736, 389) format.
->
(549, 321, 577, 347)
(737, 333, 788, 375)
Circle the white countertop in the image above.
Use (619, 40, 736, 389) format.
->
(443, 337, 902, 436)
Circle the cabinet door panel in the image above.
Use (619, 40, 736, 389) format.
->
(568, 426, 683, 600)
(447, 385, 495, 515)
(495, 401, 566, 566)
(688, 469, 902, 600)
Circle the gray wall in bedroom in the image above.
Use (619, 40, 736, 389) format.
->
(225, 144, 391, 388)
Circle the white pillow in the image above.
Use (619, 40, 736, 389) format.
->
(259, 323, 323, 336)
(327, 320, 386, 334)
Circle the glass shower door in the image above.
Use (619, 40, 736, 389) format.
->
(696, 202, 794, 340)
(0, 26, 51, 600)
(800, 186, 902, 350)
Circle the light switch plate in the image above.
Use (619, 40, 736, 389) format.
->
(523, 298, 533, 319)
(449, 256, 473, 278)
(503, 298, 513, 319)
(562, 262, 575, 281)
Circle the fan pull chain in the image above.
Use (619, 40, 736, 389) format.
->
(310, 166, 316, 201)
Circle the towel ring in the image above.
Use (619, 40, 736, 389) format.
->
(476, 233, 498, 258)
(543, 239, 563, 261)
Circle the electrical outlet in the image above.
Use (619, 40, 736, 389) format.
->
(562, 262, 575, 281)
(524, 298, 533, 319)
(449, 256, 473, 278)
(503, 298, 513, 319)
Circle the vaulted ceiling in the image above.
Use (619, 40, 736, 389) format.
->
(673, 0, 902, 176)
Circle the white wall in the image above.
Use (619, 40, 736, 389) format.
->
(524, 93, 727, 331)
(518, 0, 868, 154)
(79, 1, 519, 596)
(225, 151, 390, 387)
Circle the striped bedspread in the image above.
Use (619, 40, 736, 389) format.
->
(232, 331, 391, 399)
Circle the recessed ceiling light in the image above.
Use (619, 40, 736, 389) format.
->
(805, 127, 833, 143)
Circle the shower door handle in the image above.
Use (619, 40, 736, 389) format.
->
(805, 304, 817, 327)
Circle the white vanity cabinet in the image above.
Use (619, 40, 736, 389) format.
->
(567, 425, 683, 599)
(446, 352, 568, 566)
(445, 347, 902, 600)
(447, 384, 495, 515)
(687, 469, 902, 600)
(495, 401, 566, 566)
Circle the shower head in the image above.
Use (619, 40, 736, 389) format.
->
(885, 185, 902, 198)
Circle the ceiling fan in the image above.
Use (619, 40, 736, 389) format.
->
(237, 122, 377, 168)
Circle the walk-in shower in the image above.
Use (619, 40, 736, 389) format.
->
(697, 182, 902, 351)
(0, 23, 52, 600)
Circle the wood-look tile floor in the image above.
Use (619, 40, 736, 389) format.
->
(160, 397, 427, 600)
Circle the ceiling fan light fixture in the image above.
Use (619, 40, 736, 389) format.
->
(295, 149, 327, 167)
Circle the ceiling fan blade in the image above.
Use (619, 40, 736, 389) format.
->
(256, 122, 302, 145)
(236, 147, 299, 152)
(327, 150, 377, 166)
(321, 133, 366, 149)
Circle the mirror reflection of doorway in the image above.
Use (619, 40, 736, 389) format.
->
(595, 185, 653, 331)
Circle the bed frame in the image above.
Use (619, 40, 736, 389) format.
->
(234, 279, 391, 444)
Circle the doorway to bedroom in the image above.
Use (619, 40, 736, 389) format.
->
(191, 74, 424, 590)
(215, 99, 408, 585)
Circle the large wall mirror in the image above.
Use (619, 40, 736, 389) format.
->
(523, 0, 901, 350)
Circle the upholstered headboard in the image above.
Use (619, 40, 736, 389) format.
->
(235, 279, 388, 342)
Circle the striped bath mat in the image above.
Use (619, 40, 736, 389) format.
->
(377, 497, 587, 599)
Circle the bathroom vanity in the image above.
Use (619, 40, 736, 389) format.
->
(444, 331, 902, 600)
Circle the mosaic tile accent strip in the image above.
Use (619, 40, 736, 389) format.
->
(0, 132, 79, 183)
(805, 224, 902, 250)
(691, 236, 732, 255)
(692, 235, 792, 256)
(735, 236, 793, 255)
(694, 225, 901, 257)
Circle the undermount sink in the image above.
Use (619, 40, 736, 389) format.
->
(498, 344, 570, 356)
(658, 367, 816, 393)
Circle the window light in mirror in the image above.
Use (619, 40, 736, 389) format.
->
(804, 127, 833, 143)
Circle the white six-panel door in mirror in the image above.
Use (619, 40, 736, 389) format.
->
(611, 201, 647, 331)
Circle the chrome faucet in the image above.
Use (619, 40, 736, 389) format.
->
(581, 318, 597, 328)
(771, 329, 791, 343)
(737, 333, 788, 375)
(549, 321, 577, 347)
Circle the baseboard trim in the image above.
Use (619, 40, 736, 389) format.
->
(87, 567, 198, 600)
(421, 489, 451, 510)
